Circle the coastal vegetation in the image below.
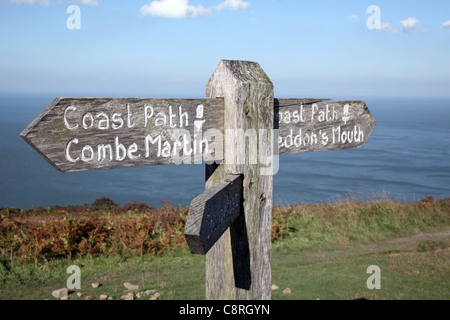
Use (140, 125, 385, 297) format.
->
(1, 196, 449, 300)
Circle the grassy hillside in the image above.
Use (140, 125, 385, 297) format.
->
(1, 196, 449, 300)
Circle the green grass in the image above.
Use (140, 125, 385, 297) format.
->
(1, 198, 449, 300)
(271, 235, 450, 300)
(272, 199, 450, 252)
(0, 250, 207, 300)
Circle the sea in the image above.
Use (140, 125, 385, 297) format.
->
(1, 93, 449, 210)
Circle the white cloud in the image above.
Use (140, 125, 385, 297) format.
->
(380, 22, 399, 33)
(140, 0, 250, 19)
(140, 0, 210, 18)
(215, 0, 250, 11)
(76, 0, 99, 7)
(400, 17, 420, 33)
(9, 0, 50, 6)
(441, 20, 450, 29)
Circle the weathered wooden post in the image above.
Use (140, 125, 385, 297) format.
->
(204, 60, 274, 300)
(20, 59, 376, 301)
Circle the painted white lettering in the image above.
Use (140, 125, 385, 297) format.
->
(285, 129, 293, 148)
(292, 110, 300, 123)
(161, 141, 171, 158)
(82, 113, 94, 129)
(66, 138, 80, 162)
(96, 112, 109, 130)
(169, 105, 176, 128)
(294, 129, 302, 147)
(115, 136, 127, 161)
(81, 145, 94, 162)
(127, 143, 140, 160)
(194, 119, 205, 131)
(179, 106, 188, 128)
(127, 104, 135, 128)
(356, 125, 364, 142)
(341, 130, 348, 143)
(333, 126, 340, 144)
(144, 105, 154, 127)
(311, 104, 318, 122)
(145, 134, 161, 158)
(328, 104, 338, 122)
(196, 104, 204, 118)
(318, 110, 325, 122)
(332, 125, 364, 144)
(63, 106, 78, 130)
(155, 112, 166, 126)
(111, 113, 124, 130)
(321, 131, 329, 146)
(97, 144, 113, 161)
(299, 104, 306, 122)
(283, 111, 291, 124)
(342, 104, 351, 124)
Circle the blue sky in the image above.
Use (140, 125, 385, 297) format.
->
(1, 0, 449, 98)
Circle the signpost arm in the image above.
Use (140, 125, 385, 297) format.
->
(20, 58, 376, 301)
(205, 60, 274, 300)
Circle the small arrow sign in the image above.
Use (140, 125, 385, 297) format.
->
(184, 174, 242, 255)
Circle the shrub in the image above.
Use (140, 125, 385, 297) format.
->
(91, 197, 118, 207)
(117, 202, 151, 213)
(0, 200, 189, 262)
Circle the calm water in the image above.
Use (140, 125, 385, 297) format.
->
(1, 93, 449, 209)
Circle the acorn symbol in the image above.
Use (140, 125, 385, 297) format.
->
(342, 104, 351, 124)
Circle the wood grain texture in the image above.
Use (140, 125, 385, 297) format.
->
(21, 96, 376, 173)
(205, 60, 274, 300)
(274, 98, 331, 108)
(184, 174, 242, 255)
(276, 100, 376, 155)
(20, 98, 224, 172)
(18, 60, 378, 303)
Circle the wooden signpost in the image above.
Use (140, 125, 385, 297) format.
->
(275, 99, 375, 155)
(185, 174, 242, 255)
(21, 60, 376, 300)
(21, 98, 224, 172)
